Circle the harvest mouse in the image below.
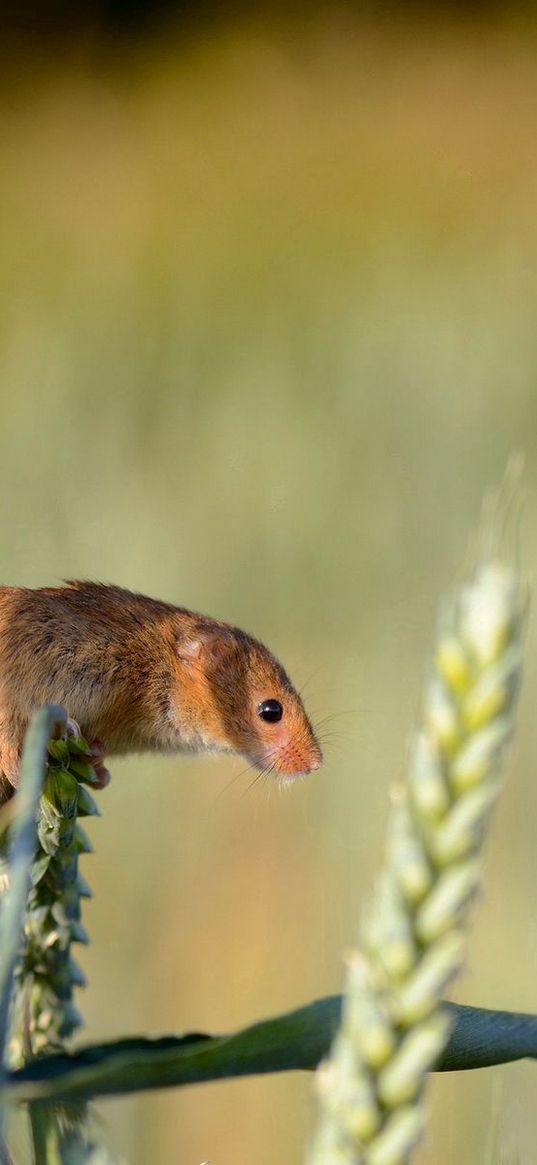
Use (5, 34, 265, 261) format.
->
(0, 582, 322, 801)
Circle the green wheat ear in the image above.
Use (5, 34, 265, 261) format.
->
(308, 487, 526, 1165)
(6, 731, 98, 1068)
(0, 714, 116, 1161)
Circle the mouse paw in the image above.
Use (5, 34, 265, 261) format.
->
(86, 741, 111, 789)
(66, 736, 111, 792)
(89, 762, 111, 790)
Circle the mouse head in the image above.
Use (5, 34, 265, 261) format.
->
(176, 624, 322, 780)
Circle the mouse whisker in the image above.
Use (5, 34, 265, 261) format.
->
(295, 669, 324, 701)
(315, 728, 346, 745)
(214, 764, 254, 800)
(312, 710, 362, 730)
(246, 763, 275, 794)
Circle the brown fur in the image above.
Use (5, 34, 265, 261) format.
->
(0, 582, 322, 799)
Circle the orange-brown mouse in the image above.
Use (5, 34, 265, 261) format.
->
(0, 582, 322, 801)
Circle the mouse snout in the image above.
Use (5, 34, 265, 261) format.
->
(274, 740, 323, 779)
(259, 725, 323, 781)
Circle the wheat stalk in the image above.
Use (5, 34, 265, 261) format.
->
(308, 537, 525, 1165)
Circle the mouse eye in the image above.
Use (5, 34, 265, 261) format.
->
(257, 699, 283, 723)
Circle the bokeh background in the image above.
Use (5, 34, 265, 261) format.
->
(2, 3, 537, 1162)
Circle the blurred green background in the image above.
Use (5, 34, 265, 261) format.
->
(2, 5, 537, 1162)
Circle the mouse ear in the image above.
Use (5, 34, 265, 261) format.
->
(178, 637, 204, 662)
(178, 630, 237, 673)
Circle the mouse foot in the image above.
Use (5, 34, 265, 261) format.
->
(86, 750, 111, 791)
(80, 741, 111, 792)
(66, 731, 111, 792)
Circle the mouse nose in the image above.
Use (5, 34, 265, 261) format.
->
(273, 740, 323, 778)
